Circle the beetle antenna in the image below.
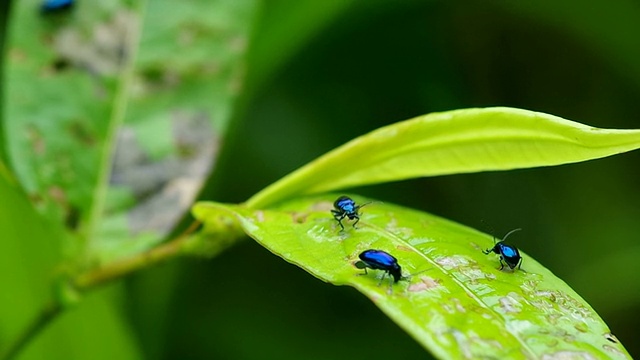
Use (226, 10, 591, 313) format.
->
(359, 201, 374, 208)
(502, 228, 522, 242)
(404, 268, 432, 280)
(482, 222, 498, 245)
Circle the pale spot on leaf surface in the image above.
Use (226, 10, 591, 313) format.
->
(541, 350, 597, 360)
(408, 276, 442, 292)
(499, 294, 522, 314)
(603, 344, 626, 356)
(435, 255, 470, 269)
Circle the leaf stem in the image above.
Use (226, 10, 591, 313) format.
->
(74, 220, 201, 289)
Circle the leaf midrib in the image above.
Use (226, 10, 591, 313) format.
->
(366, 221, 538, 358)
(84, 2, 147, 255)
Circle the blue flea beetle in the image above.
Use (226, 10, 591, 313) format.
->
(331, 195, 370, 230)
(355, 249, 403, 283)
(41, 0, 74, 14)
(483, 228, 523, 270)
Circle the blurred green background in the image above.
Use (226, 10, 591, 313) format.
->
(2, 0, 640, 359)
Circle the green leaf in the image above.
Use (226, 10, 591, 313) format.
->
(247, 107, 640, 208)
(193, 196, 632, 359)
(95, 0, 258, 262)
(4, 0, 143, 255)
(4, 0, 258, 263)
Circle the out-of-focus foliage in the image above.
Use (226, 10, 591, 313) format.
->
(2, 0, 640, 359)
(0, 175, 141, 359)
(4, 0, 254, 264)
(2, 0, 256, 359)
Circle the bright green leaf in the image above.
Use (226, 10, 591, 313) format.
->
(247, 107, 640, 208)
(193, 196, 631, 359)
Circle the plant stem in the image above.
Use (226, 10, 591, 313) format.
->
(1, 302, 62, 360)
(74, 219, 204, 290)
(74, 222, 197, 289)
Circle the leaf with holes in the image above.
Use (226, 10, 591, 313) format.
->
(4, 0, 258, 263)
(193, 196, 631, 359)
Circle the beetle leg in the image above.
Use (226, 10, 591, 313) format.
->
(352, 215, 360, 229)
(332, 212, 346, 231)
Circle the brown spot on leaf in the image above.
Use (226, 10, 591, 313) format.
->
(68, 121, 96, 146)
(47, 186, 80, 230)
(291, 212, 308, 224)
(48, 186, 67, 205)
(573, 322, 588, 333)
(29, 193, 44, 206)
(27, 125, 46, 155)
